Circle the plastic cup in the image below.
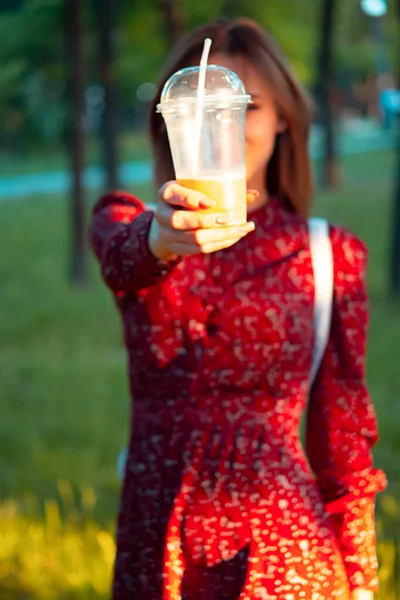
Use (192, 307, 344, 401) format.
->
(157, 65, 251, 225)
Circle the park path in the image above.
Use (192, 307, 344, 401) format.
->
(0, 120, 397, 201)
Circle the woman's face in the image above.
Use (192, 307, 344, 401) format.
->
(210, 53, 285, 187)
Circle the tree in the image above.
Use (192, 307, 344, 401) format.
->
(0, 0, 66, 152)
(95, 0, 119, 191)
(217, 0, 319, 85)
(316, 0, 340, 188)
(65, 0, 87, 285)
(155, 0, 184, 47)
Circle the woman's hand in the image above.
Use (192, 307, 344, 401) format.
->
(148, 181, 257, 261)
(350, 590, 374, 600)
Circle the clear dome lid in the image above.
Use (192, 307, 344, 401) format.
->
(157, 65, 251, 113)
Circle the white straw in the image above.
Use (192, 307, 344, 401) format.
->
(192, 38, 212, 176)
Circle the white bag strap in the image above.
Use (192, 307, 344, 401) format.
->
(308, 217, 334, 387)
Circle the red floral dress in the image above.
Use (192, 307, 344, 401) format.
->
(90, 192, 386, 600)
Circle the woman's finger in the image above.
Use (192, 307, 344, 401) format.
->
(200, 237, 244, 254)
(162, 221, 255, 247)
(168, 237, 242, 256)
(155, 200, 233, 231)
(159, 181, 215, 210)
(189, 221, 255, 246)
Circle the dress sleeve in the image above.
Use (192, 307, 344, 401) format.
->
(89, 190, 181, 295)
(305, 226, 387, 592)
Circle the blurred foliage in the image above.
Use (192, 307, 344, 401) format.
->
(0, 0, 397, 153)
(0, 485, 115, 600)
(0, 0, 66, 151)
(0, 492, 399, 600)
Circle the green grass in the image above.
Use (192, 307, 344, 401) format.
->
(0, 182, 153, 520)
(1, 150, 400, 598)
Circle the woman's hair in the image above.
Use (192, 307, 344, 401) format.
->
(149, 18, 314, 217)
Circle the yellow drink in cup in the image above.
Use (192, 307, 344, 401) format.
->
(177, 172, 247, 224)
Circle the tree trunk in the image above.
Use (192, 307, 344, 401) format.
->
(389, 0, 400, 296)
(316, 0, 340, 188)
(97, 0, 119, 191)
(65, 0, 87, 285)
(155, 0, 184, 47)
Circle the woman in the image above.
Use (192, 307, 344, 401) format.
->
(90, 18, 386, 600)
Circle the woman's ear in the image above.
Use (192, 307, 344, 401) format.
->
(277, 115, 288, 133)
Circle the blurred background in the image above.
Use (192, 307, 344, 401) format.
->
(1, 0, 400, 598)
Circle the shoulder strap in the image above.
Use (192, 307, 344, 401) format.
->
(308, 217, 334, 387)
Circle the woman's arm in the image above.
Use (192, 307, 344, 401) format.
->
(306, 226, 386, 595)
(89, 191, 181, 296)
(89, 185, 256, 296)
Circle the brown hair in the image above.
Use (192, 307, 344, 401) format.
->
(149, 18, 314, 217)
